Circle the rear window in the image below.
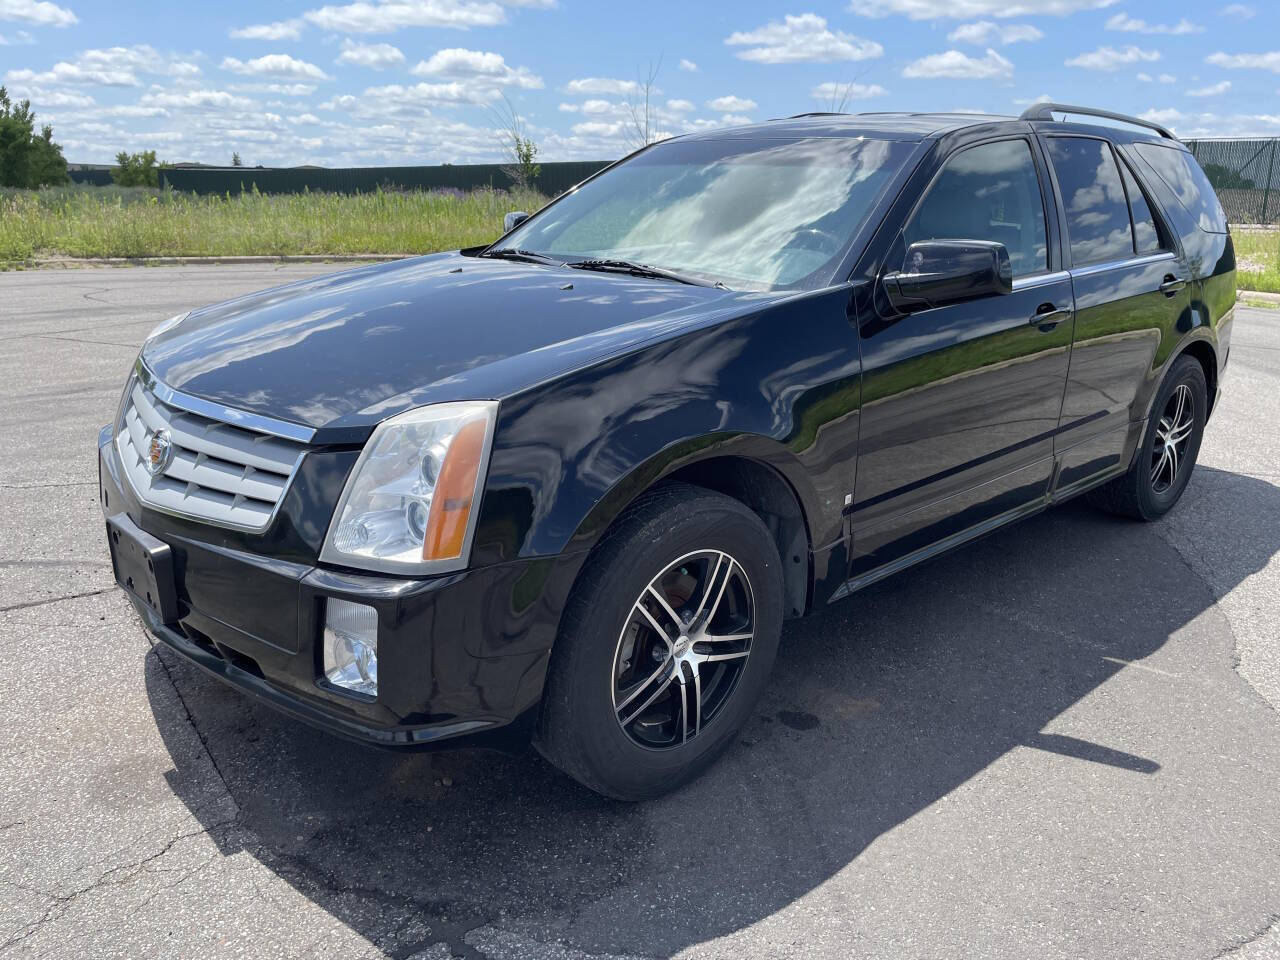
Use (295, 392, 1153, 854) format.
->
(1119, 161, 1164, 255)
(1046, 137, 1133, 265)
(1134, 143, 1228, 233)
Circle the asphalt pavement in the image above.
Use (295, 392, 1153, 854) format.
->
(1, 264, 1278, 960)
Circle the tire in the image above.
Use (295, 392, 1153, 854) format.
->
(535, 482, 784, 801)
(1086, 354, 1208, 521)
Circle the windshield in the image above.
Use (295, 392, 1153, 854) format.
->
(494, 137, 915, 291)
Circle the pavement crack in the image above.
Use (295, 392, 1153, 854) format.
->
(145, 638, 238, 806)
(1213, 913, 1280, 958)
(1, 825, 230, 952)
(0, 587, 116, 613)
(0, 480, 97, 490)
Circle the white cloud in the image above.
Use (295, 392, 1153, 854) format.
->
(1105, 13, 1201, 35)
(564, 76, 639, 95)
(726, 13, 882, 64)
(102, 104, 168, 117)
(811, 81, 887, 100)
(1065, 46, 1161, 71)
(8, 86, 92, 106)
(0, 0, 77, 27)
(228, 82, 318, 96)
(140, 89, 254, 110)
(1206, 51, 1280, 73)
(410, 47, 541, 87)
(666, 98, 695, 112)
(288, 113, 321, 124)
(221, 54, 331, 81)
(571, 120, 622, 137)
(355, 80, 490, 106)
(1136, 72, 1177, 84)
(0, 28, 34, 43)
(230, 19, 304, 40)
(302, 0, 510, 33)
(1138, 106, 1280, 138)
(678, 58, 698, 72)
(337, 39, 405, 69)
(947, 21, 1042, 45)
(706, 94, 757, 112)
(5, 45, 200, 87)
(903, 48, 1013, 79)
(720, 114, 753, 126)
(1218, 4, 1254, 18)
(849, 0, 1116, 17)
(1187, 80, 1231, 97)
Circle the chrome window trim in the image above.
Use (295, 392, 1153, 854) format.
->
(115, 359, 312, 534)
(135, 357, 316, 444)
(1069, 251, 1176, 279)
(1012, 270, 1070, 292)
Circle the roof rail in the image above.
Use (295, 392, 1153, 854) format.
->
(1018, 102, 1177, 140)
(782, 112, 849, 119)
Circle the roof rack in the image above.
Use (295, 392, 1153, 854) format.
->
(1018, 102, 1176, 140)
(783, 112, 849, 119)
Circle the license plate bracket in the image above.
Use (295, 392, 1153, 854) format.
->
(106, 513, 178, 624)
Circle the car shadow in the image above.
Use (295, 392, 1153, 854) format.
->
(144, 466, 1280, 959)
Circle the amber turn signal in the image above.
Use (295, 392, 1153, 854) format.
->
(422, 417, 488, 562)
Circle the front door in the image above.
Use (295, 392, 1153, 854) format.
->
(850, 137, 1074, 581)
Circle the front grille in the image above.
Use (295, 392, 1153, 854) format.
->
(116, 370, 309, 532)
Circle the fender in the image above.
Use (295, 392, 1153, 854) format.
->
(469, 284, 865, 579)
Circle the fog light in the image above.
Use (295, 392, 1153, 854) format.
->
(323, 599, 378, 697)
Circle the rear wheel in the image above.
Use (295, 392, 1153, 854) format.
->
(1086, 354, 1207, 520)
(535, 483, 784, 800)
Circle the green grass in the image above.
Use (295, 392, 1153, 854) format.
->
(1232, 228, 1280, 294)
(0, 184, 546, 263)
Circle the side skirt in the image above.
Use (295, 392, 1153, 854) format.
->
(826, 429, 1142, 605)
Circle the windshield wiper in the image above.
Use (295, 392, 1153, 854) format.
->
(480, 247, 566, 266)
(567, 258, 729, 289)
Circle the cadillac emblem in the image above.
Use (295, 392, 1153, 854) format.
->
(145, 429, 173, 478)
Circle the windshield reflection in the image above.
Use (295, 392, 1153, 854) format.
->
(497, 137, 913, 292)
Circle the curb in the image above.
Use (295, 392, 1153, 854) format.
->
(16, 254, 413, 269)
(1239, 290, 1280, 305)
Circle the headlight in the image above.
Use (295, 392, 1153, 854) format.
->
(144, 312, 188, 344)
(319, 401, 498, 575)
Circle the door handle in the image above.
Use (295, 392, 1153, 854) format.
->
(1030, 304, 1072, 329)
(1159, 274, 1188, 296)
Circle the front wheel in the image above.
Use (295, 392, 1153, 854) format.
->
(535, 483, 784, 800)
(1086, 354, 1208, 521)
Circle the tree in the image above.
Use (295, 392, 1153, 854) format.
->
(0, 86, 69, 188)
(111, 150, 162, 187)
(490, 94, 541, 190)
(231, 152, 242, 167)
(624, 58, 663, 152)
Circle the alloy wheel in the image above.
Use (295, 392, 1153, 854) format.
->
(610, 549, 755, 749)
(1150, 383, 1195, 494)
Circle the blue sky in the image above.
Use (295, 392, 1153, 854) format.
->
(2, 0, 1278, 167)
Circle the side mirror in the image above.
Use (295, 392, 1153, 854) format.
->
(503, 211, 530, 233)
(883, 239, 1012, 312)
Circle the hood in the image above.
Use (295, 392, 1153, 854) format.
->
(143, 252, 768, 441)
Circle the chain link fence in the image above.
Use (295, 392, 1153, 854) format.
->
(1185, 138, 1280, 226)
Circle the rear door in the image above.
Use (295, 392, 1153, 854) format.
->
(1041, 135, 1192, 494)
(851, 136, 1075, 579)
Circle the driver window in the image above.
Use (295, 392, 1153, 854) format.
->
(904, 139, 1048, 278)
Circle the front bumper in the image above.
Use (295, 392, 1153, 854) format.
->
(99, 425, 579, 754)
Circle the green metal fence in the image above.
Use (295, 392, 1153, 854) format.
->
(1185, 138, 1280, 225)
(157, 160, 612, 199)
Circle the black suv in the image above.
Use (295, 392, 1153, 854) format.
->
(99, 104, 1235, 799)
